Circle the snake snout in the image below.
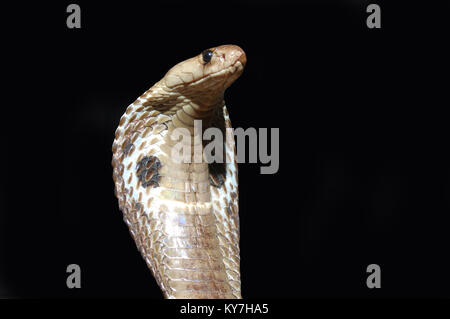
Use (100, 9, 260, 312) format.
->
(235, 48, 247, 67)
(218, 45, 246, 68)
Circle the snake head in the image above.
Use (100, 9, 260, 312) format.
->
(162, 45, 246, 104)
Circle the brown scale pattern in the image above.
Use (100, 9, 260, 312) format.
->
(112, 99, 241, 299)
(112, 45, 244, 299)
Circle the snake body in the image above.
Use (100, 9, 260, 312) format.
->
(112, 45, 246, 298)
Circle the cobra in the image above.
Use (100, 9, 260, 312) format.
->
(112, 45, 246, 298)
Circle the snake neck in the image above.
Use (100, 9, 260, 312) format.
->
(142, 81, 223, 111)
(114, 81, 225, 168)
(135, 81, 224, 134)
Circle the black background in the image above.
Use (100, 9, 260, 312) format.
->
(1, 0, 449, 298)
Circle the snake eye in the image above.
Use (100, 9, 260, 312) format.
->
(202, 50, 213, 64)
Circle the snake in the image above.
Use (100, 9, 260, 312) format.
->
(112, 45, 246, 298)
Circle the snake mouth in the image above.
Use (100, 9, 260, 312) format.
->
(169, 59, 245, 90)
(193, 60, 245, 87)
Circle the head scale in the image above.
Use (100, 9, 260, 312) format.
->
(162, 45, 247, 105)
